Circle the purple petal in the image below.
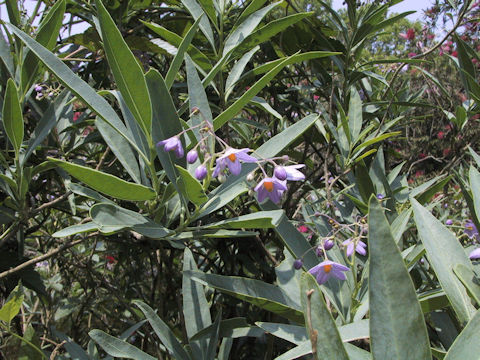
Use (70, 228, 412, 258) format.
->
(274, 166, 287, 180)
(256, 187, 268, 203)
(308, 263, 322, 278)
(284, 165, 306, 181)
(174, 144, 184, 158)
(356, 245, 367, 256)
(346, 242, 355, 257)
(332, 262, 350, 272)
(316, 271, 330, 285)
(212, 159, 225, 177)
(254, 180, 264, 192)
(268, 190, 282, 204)
(331, 269, 347, 281)
(469, 248, 480, 260)
(164, 137, 180, 152)
(235, 150, 257, 163)
(228, 159, 242, 175)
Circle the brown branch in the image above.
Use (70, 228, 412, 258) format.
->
(31, 191, 73, 215)
(0, 234, 97, 280)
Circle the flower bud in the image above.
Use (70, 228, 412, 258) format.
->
(218, 174, 226, 183)
(246, 172, 255, 182)
(274, 166, 287, 181)
(323, 239, 334, 250)
(293, 259, 303, 270)
(446, 219, 453, 225)
(195, 165, 207, 180)
(187, 150, 198, 164)
(314, 211, 321, 217)
(282, 155, 289, 161)
(315, 245, 323, 257)
(34, 85, 42, 92)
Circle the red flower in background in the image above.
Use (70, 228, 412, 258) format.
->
(400, 28, 415, 40)
(105, 255, 116, 264)
(443, 148, 451, 157)
(437, 131, 445, 139)
(73, 112, 82, 122)
(297, 225, 308, 233)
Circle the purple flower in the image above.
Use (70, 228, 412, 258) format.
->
(376, 193, 385, 200)
(274, 166, 287, 181)
(186, 150, 198, 164)
(34, 85, 42, 92)
(446, 219, 453, 225)
(469, 248, 480, 260)
(254, 177, 287, 204)
(323, 239, 334, 250)
(157, 136, 184, 158)
(195, 165, 207, 180)
(342, 238, 367, 257)
(212, 148, 257, 177)
(294, 259, 303, 269)
(278, 165, 305, 181)
(464, 220, 479, 239)
(308, 260, 349, 285)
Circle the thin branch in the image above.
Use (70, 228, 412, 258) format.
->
(0, 234, 97, 280)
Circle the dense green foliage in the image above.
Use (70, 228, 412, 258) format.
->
(0, 0, 479, 359)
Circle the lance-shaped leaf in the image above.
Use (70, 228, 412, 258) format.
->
(368, 196, 431, 360)
(52, 222, 99, 238)
(183, 248, 212, 359)
(469, 166, 480, 224)
(412, 197, 476, 324)
(89, 330, 156, 360)
(48, 158, 155, 201)
(225, 46, 260, 100)
(133, 301, 191, 360)
(95, 0, 151, 134)
(453, 264, 480, 305)
(176, 165, 208, 206)
(90, 203, 170, 238)
(2, 79, 24, 155)
(186, 270, 304, 323)
(165, 16, 202, 89)
(203, 210, 284, 229)
(300, 273, 349, 360)
(223, 1, 282, 56)
(180, 0, 215, 49)
(146, 70, 185, 196)
(444, 310, 480, 360)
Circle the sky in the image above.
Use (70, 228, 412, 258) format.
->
(332, 0, 434, 20)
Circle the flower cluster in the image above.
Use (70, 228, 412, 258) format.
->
(293, 214, 368, 285)
(156, 109, 305, 204)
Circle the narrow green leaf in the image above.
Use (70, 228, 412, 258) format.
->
(5, 0, 20, 26)
(52, 222, 99, 238)
(232, 12, 313, 58)
(469, 146, 480, 169)
(146, 69, 185, 194)
(90, 203, 170, 238)
(0, 284, 24, 324)
(2, 79, 24, 155)
(48, 158, 155, 201)
(225, 46, 260, 100)
(176, 165, 208, 206)
(187, 270, 304, 323)
(183, 248, 212, 358)
(453, 264, 480, 305)
(348, 87, 362, 143)
(469, 166, 480, 224)
(203, 210, 284, 229)
(185, 54, 213, 146)
(368, 196, 431, 360)
(300, 273, 349, 360)
(251, 96, 283, 120)
(95, 0, 152, 134)
(223, 1, 282, 56)
(142, 21, 212, 71)
(165, 16, 202, 89)
(191, 318, 263, 342)
(133, 301, 191, 360)
(89, 330, 156, 360)
(412, 197, 476, 324)
(213, 54, 294, 130)
(444, 310, 480, 360)
(180, 0, 216, 49)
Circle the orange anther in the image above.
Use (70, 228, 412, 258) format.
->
(228, 153, 237, 162)
(323, 264, 332, 273)
(264, 181, 274, 192)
